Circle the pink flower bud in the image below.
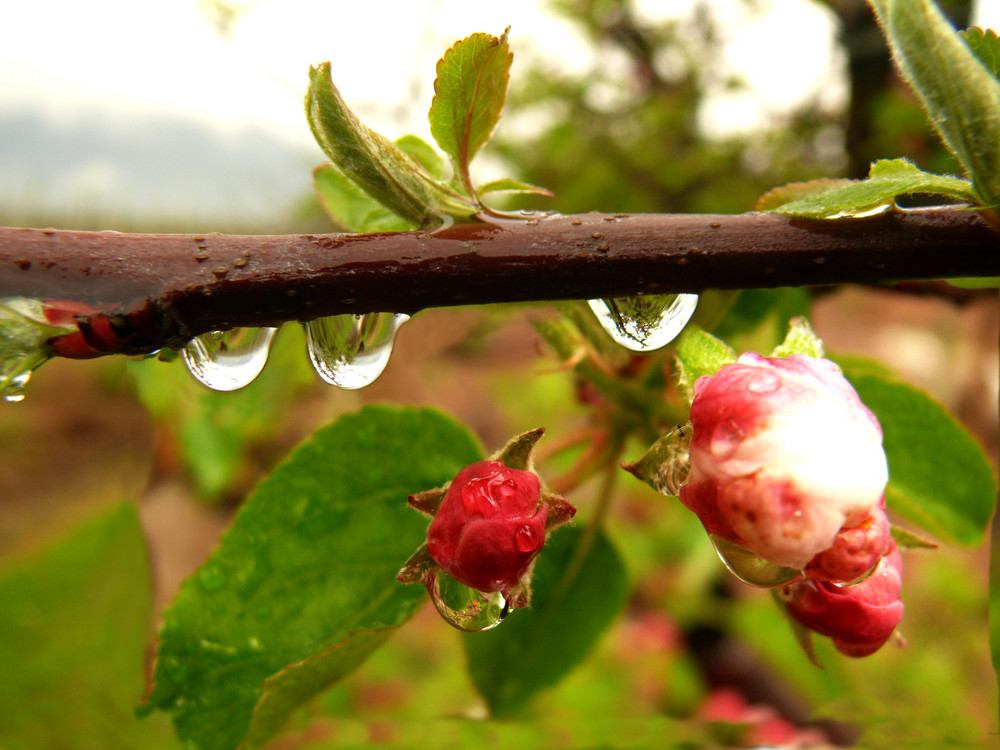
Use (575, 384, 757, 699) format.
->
(426, 460, 547, 594)
(785, 545, 903, 657)
(679, 353, 888, 570)
(804, 497, 892, 583)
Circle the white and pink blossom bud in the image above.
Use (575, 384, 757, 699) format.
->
(679, 353, 889, 571)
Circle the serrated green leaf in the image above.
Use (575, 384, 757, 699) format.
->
(770, 317, 824, 359)
(840, 363, 997, 546)
(674, 326, 737, 404)
(0, 503, 178, 750)
(429, 28, 512, 195)
(868, 0, 1000, 207)
(477, 177, 554, 197)
(464, 525, 628, 716)
(961, 27, 1000, 82)
(763, 158, 977, 218)
(305, 63, 475, 227)
(141, 405, 483, 750)
(313, 164, 414, 233)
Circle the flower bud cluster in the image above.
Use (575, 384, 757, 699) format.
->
(679, 353, 903, 656)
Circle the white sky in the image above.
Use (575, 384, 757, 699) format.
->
(2, 0, 998, 224)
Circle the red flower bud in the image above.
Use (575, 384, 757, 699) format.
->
(426, 460, 547, 594)
(785, 545, 904, 657)
(804, 497, 892, 584)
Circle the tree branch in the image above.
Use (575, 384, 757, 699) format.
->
(2, 208, 997, 357)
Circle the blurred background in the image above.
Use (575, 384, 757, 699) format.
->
(1, 1, 998, 748)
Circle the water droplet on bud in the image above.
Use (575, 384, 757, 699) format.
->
(659, 423, 692, 496)
(182, 327, 278, 391)
(1, 367, 33, 402)
(515, 524, 538, 552)
(588, 293, 699, 352)
(304, 313, 408, 390)
(709, 535, 801, 588)
(427, 570, 508, 632)
(831, 559, 880, 588)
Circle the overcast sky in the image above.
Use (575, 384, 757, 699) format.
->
(2, 0, 997, 228)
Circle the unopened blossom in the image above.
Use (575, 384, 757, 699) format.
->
(785, 545, 904, 657)
(805, 497, 892, 583)
(426, 460, 548, 594)
(679, 353, 888, 570)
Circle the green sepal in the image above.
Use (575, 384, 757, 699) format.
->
(305, 62, 476, 227)
(771, 589, 823, 669)
(758, 158, 977, 218)
(622, 423, 691, 498)
(770, 317, 824, 359)
(891, 525, 940, 550)
(674, 326, 737, 404)
(492, 426, 546, 471)
(407, 487, 448, 517)
(396, 543, 437, 584)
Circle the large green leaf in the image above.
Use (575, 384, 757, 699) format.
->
(841, 364, 997, 546)
(140, 405, 483, 750)
(429, 29, 512, 194)
(305, 63, 475, 226)
(868, 0, 1000, 207)
(961, 27, 1000, 82)
(0, 502, 177, 750)
(464, 525, 629, 716)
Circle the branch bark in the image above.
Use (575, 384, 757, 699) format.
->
(2, 208, 997, 357)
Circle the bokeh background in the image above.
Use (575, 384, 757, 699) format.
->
(1, 1, 998, 748)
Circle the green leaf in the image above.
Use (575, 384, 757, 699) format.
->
(394, 134, 448, 181)
(305, 63, 475, 226)
(464, 525, 629, 716)
(761, 158, 977, 218)
(477, 177, 554, 197)
(840, 363, 997, 546)
(961, 27, 1000, 82)
(429, 28, 513, 195)
(755, 178, 855, 211)
(674, 326, 737, 404)
(770, 317, 824, 359)
(313, 164, 414, 233)
(868, 0, 1000, 207)
(0, 503, 178, 750)
(141, 405, 483, 750)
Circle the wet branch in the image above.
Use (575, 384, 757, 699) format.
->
(2, 208, 998, 357)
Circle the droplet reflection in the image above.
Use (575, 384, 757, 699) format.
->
(427, 569, 508, 632)
(588, 293, 699, 352)
(709, 535, 802, 588)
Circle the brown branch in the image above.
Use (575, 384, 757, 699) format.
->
(2, 208, 998, 357)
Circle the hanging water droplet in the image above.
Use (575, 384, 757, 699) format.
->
(304, 313, 408, 390)
(1, 366, 32, 403)
(182, 327, 278, 391)
(660, 423, 692, 496)
(709, 535, 801, 588)
(427, 569, 508, 632)
(588, 293, 699, 352)
(831, 559, 881, 588)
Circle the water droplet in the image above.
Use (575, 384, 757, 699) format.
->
(709, 420, 744, 460)
(831, 559, 880, 588)
(588, 293, 699, 352)
(304, 313, 408, 390)
(659, 423, 692, 496)
(182, 327, 277, 391)
(427, 570, 508, 632)
(1, 367, 32, 402)
(709, 535, 801, 588)
(515, 525, 538, 552)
